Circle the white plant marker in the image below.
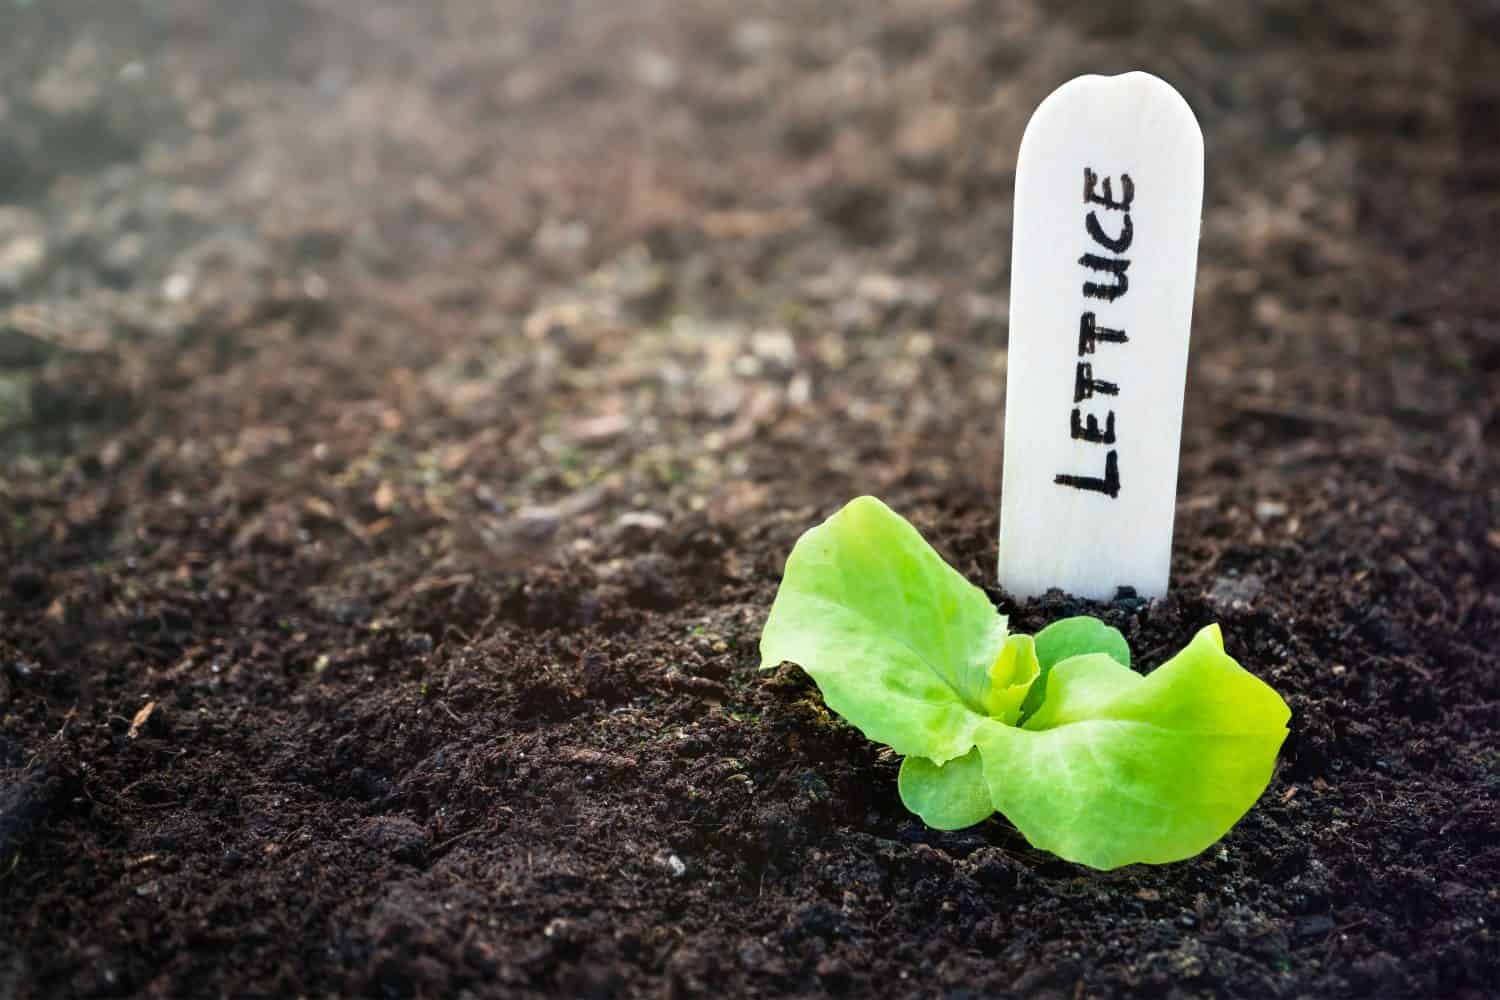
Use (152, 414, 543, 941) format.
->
(998, 72, 1204, 601)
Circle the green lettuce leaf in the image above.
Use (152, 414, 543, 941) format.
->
(975, 624, 1290, 869)
(758, 496, 1008, 763)
(897, 749, 992, 830)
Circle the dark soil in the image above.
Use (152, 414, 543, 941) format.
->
(2, 1, 1497, 997)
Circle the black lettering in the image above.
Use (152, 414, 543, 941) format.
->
(1055, 449, 1120, 498)
(1071, 408, 1116, 444)
(1063, 169, 1134, 501)
(1080, 254, 1130, 301)
(1086, 210, 1132, 253)
(1083, 168, 1134, 211)
(1078, 312, 1128, 355)
(1074, 362, 1119, 403)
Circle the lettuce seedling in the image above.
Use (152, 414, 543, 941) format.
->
(759, 496, 1291, 870)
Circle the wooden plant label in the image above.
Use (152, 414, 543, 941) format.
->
(998, 72, 1204, 601)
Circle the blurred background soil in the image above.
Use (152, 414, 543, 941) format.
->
(0, 1, 1496, 996)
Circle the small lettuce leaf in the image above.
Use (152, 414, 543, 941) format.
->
(1017, 616, 1130, 723)
(974, 624, 1291, 870)
(982, 634, 1040, 724)
(758, 496, 1008, 763)
(898, 749, 991, 830)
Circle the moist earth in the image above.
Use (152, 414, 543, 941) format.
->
(1, 1, 1497, 997)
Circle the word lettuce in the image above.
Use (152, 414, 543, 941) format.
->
(759, 496, 1290, 870)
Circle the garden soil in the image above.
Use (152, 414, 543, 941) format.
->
(1, 1, 1496, 997)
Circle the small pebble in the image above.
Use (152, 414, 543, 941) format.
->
(654, 850, 687, 877)
(1208, 573, 1263, 608)
(1254, 499, 1288, 522)
(616, 510, 667, 534)
(162, 272, 194, 303)
(512, 505, 561, 543)
(0, 234, 46, 292)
